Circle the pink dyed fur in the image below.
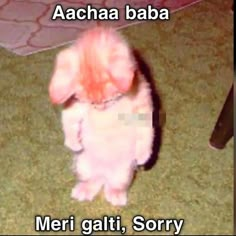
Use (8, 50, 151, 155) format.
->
(49, 27, 154, 206)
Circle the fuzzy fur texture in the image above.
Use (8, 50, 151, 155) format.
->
(49, 27, 154, 206)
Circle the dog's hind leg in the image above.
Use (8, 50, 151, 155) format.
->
(71, 152, 103, 202)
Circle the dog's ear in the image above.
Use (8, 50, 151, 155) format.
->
(49, 47, 79, 104)
(109, 44, 136, 93)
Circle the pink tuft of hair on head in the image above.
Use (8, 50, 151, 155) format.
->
(74, 26, 136, 103)
(48, 26, 136, 105)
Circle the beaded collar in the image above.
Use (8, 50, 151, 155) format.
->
(68, 93, 123, 110)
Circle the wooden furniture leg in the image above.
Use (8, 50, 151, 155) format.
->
(209, 84, 233, 149)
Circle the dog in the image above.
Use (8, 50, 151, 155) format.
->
(48, 26, 154, 206)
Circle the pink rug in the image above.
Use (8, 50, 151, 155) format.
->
(0, 0, 203, 56)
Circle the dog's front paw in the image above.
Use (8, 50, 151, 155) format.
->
(71, 181, 101, 202)
(65, 139, 83, 152)
(104, 188, 127, 206)
(136, 149, 152, 166)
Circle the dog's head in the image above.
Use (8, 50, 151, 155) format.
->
(49, 26, 136, 104)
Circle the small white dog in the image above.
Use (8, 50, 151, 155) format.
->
(49, 27, 154, 206)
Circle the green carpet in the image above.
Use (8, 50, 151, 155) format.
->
(0, 0, 233, 235)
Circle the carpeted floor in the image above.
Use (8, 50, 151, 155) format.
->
(0, 0, 233, 235)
